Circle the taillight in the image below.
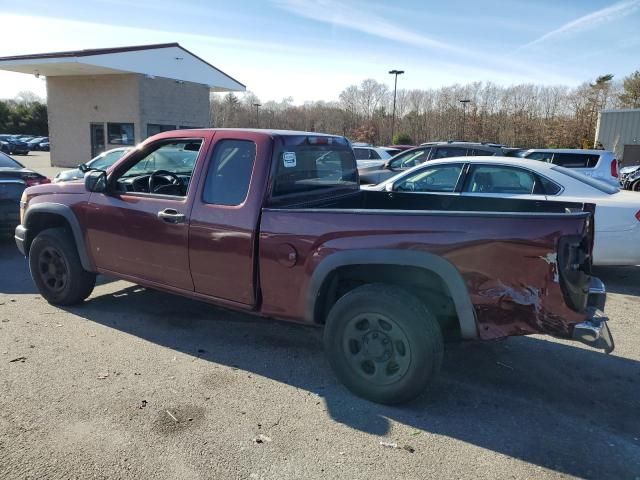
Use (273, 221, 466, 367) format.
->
(307, 136, 333, 145)
(635, 210, 640, 222)
(25, 177, 51, 187)
(611, 159, 618, 178)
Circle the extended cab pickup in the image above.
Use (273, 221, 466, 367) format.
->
(15, 129, 613, 404)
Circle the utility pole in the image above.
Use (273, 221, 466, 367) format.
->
(389, 70, 405, 143)
(459, 99, 471, 141)
(253, 103, 261, 128)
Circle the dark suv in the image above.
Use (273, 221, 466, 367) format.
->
(358, 142, 503, 184)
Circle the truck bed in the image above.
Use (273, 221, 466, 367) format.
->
(259, 190, 594, 341)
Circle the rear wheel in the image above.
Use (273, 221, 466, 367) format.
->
(324, 284, 444, 404)
(29, 227, 96, 305)
(632, 180, 640, 192)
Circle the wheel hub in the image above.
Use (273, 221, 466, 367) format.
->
(362, 331, 393, 362)
(38, 246, 68, 293)
(342, 313, 412, 386)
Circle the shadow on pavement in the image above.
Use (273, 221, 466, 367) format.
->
(61, 284, 640, 479)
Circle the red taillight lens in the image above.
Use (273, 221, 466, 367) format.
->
(611, 159, 618, 178)
(25, 177, 51, 187)
(635, 210, 640, 222)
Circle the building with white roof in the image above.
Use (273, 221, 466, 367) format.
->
(0, 43, 245, 166)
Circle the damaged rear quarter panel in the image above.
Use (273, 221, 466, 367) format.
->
(446, 239, 585, 340)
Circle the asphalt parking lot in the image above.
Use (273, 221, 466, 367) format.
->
(1, 154, 639, 479)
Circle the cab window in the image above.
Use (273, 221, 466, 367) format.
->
(203, 140, 256, 206)
(115, 139, 202, 196)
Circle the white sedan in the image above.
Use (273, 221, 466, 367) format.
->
(364, 157, 640, 266)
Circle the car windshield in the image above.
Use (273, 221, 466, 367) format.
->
(0, 152, 21, 168)
(88, 149, 129, 170)
(551, 166, 619, 194)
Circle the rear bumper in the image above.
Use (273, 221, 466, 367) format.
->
(572, 278, 614, 353)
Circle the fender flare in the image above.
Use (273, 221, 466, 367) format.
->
(306, 249, 478, 339)
(24, 202, 94, 272)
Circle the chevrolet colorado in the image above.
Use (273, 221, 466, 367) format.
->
(15, 129, 612, 404)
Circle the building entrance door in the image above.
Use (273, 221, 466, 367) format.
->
(90, 123, 105, 158)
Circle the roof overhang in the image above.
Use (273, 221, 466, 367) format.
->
(0, 43, 245, 92)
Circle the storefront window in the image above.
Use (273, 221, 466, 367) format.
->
(107, 123, 135, 145)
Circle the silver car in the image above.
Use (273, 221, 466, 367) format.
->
(521, 149, 619, 187)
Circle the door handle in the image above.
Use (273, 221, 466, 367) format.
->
(157, 208, 185, 224)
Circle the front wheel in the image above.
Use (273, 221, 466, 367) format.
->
(632, 180, 640, 192)
(29, 227, 96, 305)
(324, 284, 444, 404)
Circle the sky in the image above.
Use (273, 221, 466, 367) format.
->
(0, 0, 639, 104)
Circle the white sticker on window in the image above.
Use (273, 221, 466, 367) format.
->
(283, 152, 297, 168)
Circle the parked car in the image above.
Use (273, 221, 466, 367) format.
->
(385, 144, 415, 152)
(521, 149, 619, 187)
(623, 168, 640, 192)
(366, 156, 640, 266)
(620, 165, 640, 190)
(27, 137, 48, 151)
(54, 147, 132, 183)
(39, 140, 50, 151)
(0, 135, 30, 155)
(503, 148, 528, 157)
(0, 152, 50, 236)
(353, 146, 394, 162)
(358, 142, 503, 184)
(15, 128, 611, 404)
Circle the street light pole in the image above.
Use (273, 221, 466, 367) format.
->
(459, 99, 471, 141)
(253, 103, 261, 128)
(389, 69, 405, 143)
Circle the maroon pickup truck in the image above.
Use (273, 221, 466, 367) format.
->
(15, 129, 612, 404)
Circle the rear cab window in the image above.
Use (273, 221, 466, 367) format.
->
(270, 135, 357, 200)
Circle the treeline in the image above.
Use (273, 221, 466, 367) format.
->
(0, 92, 48, 136)
(211, 70, 640, 148)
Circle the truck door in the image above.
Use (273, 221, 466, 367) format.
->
(85, 137, 206, 291)
(188, 131, 272, 307)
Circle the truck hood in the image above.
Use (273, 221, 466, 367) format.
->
(26, 179, 87, 196)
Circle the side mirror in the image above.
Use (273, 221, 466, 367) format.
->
(78, 163, 88, 173)
(85, 170, 107, 193)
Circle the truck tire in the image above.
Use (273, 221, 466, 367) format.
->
(324, 284, 444, 404)
(29, 227, 96, 305)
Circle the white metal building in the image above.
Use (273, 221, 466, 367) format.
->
(0, 43, 245, 167)
(595, 109, 640, 165)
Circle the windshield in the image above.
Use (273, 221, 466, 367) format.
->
(272, 136, 357, 197)
(0, 152, 21, 168)
(551, 166, 619, 194)
(121, 142, 200, 178)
